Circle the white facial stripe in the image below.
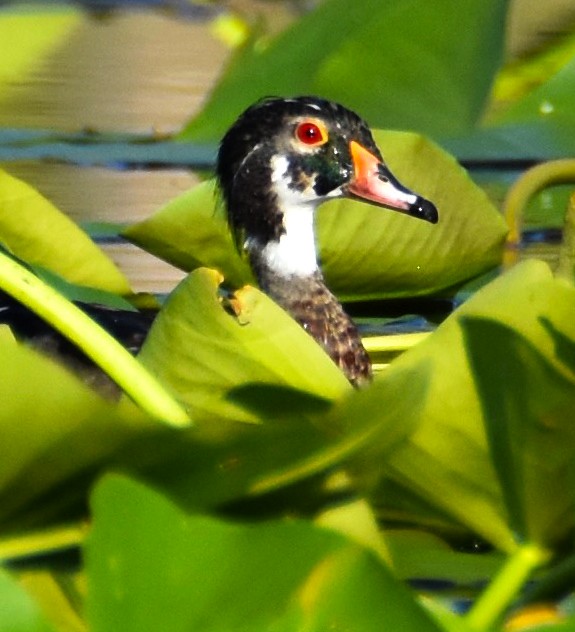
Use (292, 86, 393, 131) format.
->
(270, 155, 316, 203)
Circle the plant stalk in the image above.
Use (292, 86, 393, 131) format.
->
(555, 192, 575, 285)
(362, 331, 430, 354)
(465, 542, 550, 631)
(0, 523, 86, 563)
(0, 250, 190, 427)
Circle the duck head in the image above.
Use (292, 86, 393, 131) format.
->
(217, 96, 438, 278)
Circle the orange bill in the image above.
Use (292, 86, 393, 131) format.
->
(348, 140, 438, 223)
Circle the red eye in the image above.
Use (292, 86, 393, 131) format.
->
(295, 121, 327, 146)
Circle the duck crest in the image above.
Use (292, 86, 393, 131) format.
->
(217, 96, 438, 387)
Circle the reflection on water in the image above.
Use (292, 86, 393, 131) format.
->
(0, 2, 566, 296)
(0, 6, 229, 133)
(0, 4, 231, 292)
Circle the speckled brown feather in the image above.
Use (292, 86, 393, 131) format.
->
(256, 266, 372, 387)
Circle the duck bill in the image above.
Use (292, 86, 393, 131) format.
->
(347, 140, 438, 224)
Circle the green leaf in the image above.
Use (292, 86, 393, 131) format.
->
(179, 0, 508, 143)
(423, 599, 477, 632)
(448, 50, 575, 159)
(137, 267, 350, 423)
(0, 169, 131, 295)
(461, 316, 575, 548)
(123, 339, 431, 514)
(122, 180, 253, 290)
(0, 334, 141, 532)
(86, 474, 443, 632)
(126, 133, 507, 299)
(490, 52, 575, 146)
(0, 569, 55, 632)
(0, 249, 189, 427)
(0, 279, 427, 531)
(14, 567, 86, 632)
(0, 6, 78, 98)
(368, 260, 575, 551)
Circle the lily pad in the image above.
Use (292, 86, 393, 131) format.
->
(462, 315, 575, 548)
(0, 169, 131, 295)
(448, 50, 575, 159)
(137, 267, 350, 424)
(123, 180, 252, 290)
(0, 568, 56, 632)
(361, 260, 575, 552)
(126, 132, 507, 299)
(179, 0, 508, 143)
(0, 5, 78, 101)
(0, 334, 141, 532)
(86, 474, 443, 632)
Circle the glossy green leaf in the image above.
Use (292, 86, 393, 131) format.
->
(122, 180, 252, 290)
(487, 29, 575, 120)
(179, 0, 508, 143)
(0, 326, 330, 529)
(462, 316, 575, 548)
(364, 260, 575, 552)
(0, 569, 55, 632)
(0, 169, 131, 294)
(0, 334, 141, 532)
(137, 267, 350, 423)
(127, 133, 507, 299)
(87, 474, 443, 632)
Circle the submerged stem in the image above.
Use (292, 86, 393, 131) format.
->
(465, 542, 550, 631)
(502, 159, 575, 269)
(0, 251, 190, 427)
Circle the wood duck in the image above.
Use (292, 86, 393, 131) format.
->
(217, 96, 438, 387)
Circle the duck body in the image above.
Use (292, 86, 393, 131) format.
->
(217, 96, 438, 387)
(0, 97, 437, 393)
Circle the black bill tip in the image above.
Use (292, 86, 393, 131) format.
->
(408, 197, 439, 224)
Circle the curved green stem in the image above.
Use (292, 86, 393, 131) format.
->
(0, 523, 86, 564)
(362, 332, 430, 354)
(502, 159, 575, 268)
(0, 250, 190, 427)
(465, 542, 550, 631)
(555, 192, 575, 285)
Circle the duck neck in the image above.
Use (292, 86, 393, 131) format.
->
(247, 205, 319, 283)
(241, 200, 372, 386)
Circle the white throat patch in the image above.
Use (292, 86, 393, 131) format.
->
(254, 155, 323, 277)
(258, 206, 318, 277)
